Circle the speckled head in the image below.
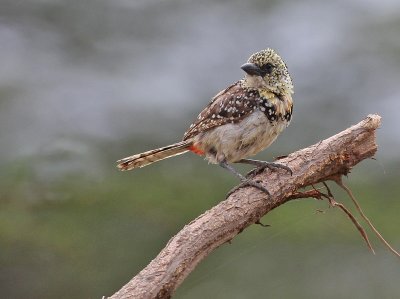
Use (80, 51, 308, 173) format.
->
(241, 48, 293, 95)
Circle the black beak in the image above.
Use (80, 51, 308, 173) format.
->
(241, 63, 262, 76)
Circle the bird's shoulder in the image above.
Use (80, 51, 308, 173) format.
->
(183, 80, 261, 140)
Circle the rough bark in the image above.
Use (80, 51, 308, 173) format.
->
(108, 114, 381, 299)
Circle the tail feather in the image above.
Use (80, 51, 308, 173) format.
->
(117, 141, 192, 171)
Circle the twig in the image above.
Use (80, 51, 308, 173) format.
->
(321, 182, 375, 254)
(335, 178, 400, 258)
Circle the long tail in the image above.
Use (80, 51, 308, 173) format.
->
(117, 140, 192, 171)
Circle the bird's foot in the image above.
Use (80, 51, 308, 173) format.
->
(246, 162, 292, 179)
(226, 178, 270, 198)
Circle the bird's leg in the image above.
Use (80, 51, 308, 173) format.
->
(235, 158, 292, 178)
(219, 161, 270, 198)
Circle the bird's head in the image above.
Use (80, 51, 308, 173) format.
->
(241, 48, 293, 96)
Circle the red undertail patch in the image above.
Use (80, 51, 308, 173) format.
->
(189, 145, 205, 156)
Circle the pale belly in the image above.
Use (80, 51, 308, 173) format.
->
(193, 110, 289, 164)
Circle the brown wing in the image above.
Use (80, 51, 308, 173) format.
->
(183, 81, 260, 140)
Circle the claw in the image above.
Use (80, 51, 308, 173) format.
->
(226, 178, 271, 198)
(246, 162, 292, 178)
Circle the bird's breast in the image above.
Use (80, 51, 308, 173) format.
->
(194, 110, 290, 164)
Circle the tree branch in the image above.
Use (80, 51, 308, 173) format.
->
(108, 114, 381, 299)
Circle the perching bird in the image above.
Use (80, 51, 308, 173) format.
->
(117, 48, 294, 195)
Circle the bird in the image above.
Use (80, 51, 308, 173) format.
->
(117, 48, 294, 195)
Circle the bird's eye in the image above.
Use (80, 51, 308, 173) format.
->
(260, 63, 274, 75)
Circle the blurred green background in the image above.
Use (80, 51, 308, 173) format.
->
(1, 0, 399, 298)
